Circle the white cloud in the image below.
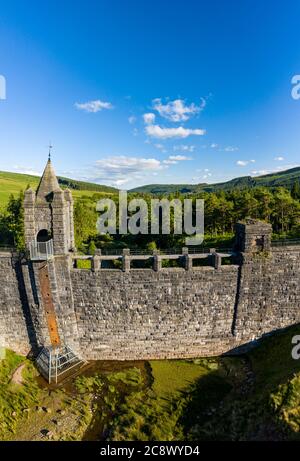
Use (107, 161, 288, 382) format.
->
(95, 155, 162, 172)
(173, 145, 195, 152)
(91, 155, 164, 186)
(12, 166, 41, 176)
(251, 169, 269, 176)
(154, 143, 167, 153)
(162, 154, 192, 165)
(224, 146, 239, 152)
(251, 163, 299, 176)
(75, 99, 114, 113)
(152, 98, 206, 122)
(209, 144, 238, 151)
(195, 169, 212, 179)
(163, 159, 178, 165)
(274, 156, 285, 161)
(168, 155, 192, 161)
(236, 159, 255, 166)
(128, 116, 136, 124)
(145, 124, 206, 139)
(114, 178, 131, 186)
(143, 113, 156, 124)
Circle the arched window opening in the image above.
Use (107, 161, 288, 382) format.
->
(36, 229, 51, 243)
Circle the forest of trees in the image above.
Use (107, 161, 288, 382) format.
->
(74, 185, 300, 253)
(0, 184, 300, 253)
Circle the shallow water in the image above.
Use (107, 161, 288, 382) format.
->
(36, 359, 153, 440)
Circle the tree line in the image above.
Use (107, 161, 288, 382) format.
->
(74, 185, 300, 252)
(0, 184, 299, 252)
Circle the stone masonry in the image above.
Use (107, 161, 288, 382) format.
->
(0, 159, 299, 359)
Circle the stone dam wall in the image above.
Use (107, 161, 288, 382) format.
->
(0, 244, 299, 360)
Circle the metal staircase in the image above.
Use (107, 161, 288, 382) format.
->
(36, 345, 85, 384)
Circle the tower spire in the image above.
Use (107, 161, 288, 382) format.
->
(36, 152, 60, 202)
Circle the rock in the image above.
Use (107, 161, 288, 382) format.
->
(56, 409, 65, 415)
(41, 429, 54, 439)
(42, 407, 52, 413)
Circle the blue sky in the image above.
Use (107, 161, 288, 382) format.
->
(0, 0, 300, 189)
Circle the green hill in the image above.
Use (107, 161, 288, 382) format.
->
(129, 166, 300, 195)
(129, 183, 207, 194)
(0, 170, 118, 207)
(1, 166, 299, 207)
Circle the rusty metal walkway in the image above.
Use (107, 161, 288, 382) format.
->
(34, 259, 83, 384)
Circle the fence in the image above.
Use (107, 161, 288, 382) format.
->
(100, 246, 231, 256)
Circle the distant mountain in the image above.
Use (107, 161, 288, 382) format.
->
(57, 176, 118, 193)
(1, 166, 299, 207)
(129, 183, 208, 194)
(129, 167, 300, 195)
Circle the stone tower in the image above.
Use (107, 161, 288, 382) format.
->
(24, 157, 75, 255)
(235, 218, 272, 253)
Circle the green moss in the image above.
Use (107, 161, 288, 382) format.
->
(76, 259, 92, 269)
(109, 358, 238, 441)
(107, 368, 142, 387)
(150, 359, 214, 397)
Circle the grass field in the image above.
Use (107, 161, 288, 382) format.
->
(0, 171, 39, 207)
(0, 170, 116, 208)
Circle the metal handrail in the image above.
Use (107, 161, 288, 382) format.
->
(100, 246, 233, 256)
(29, 239, 54, 261)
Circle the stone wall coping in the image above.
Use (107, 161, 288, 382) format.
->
(70, 265, 239, 273)
(271, 246, 300, 251)
(0, 251, 13, 257)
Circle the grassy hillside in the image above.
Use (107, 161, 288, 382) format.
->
(0, 166, 299, 206)
(129, 166, 300, 195)
(0, 170, 118, 207)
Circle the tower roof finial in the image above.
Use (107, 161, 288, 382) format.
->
(48, 142, 53, 161)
